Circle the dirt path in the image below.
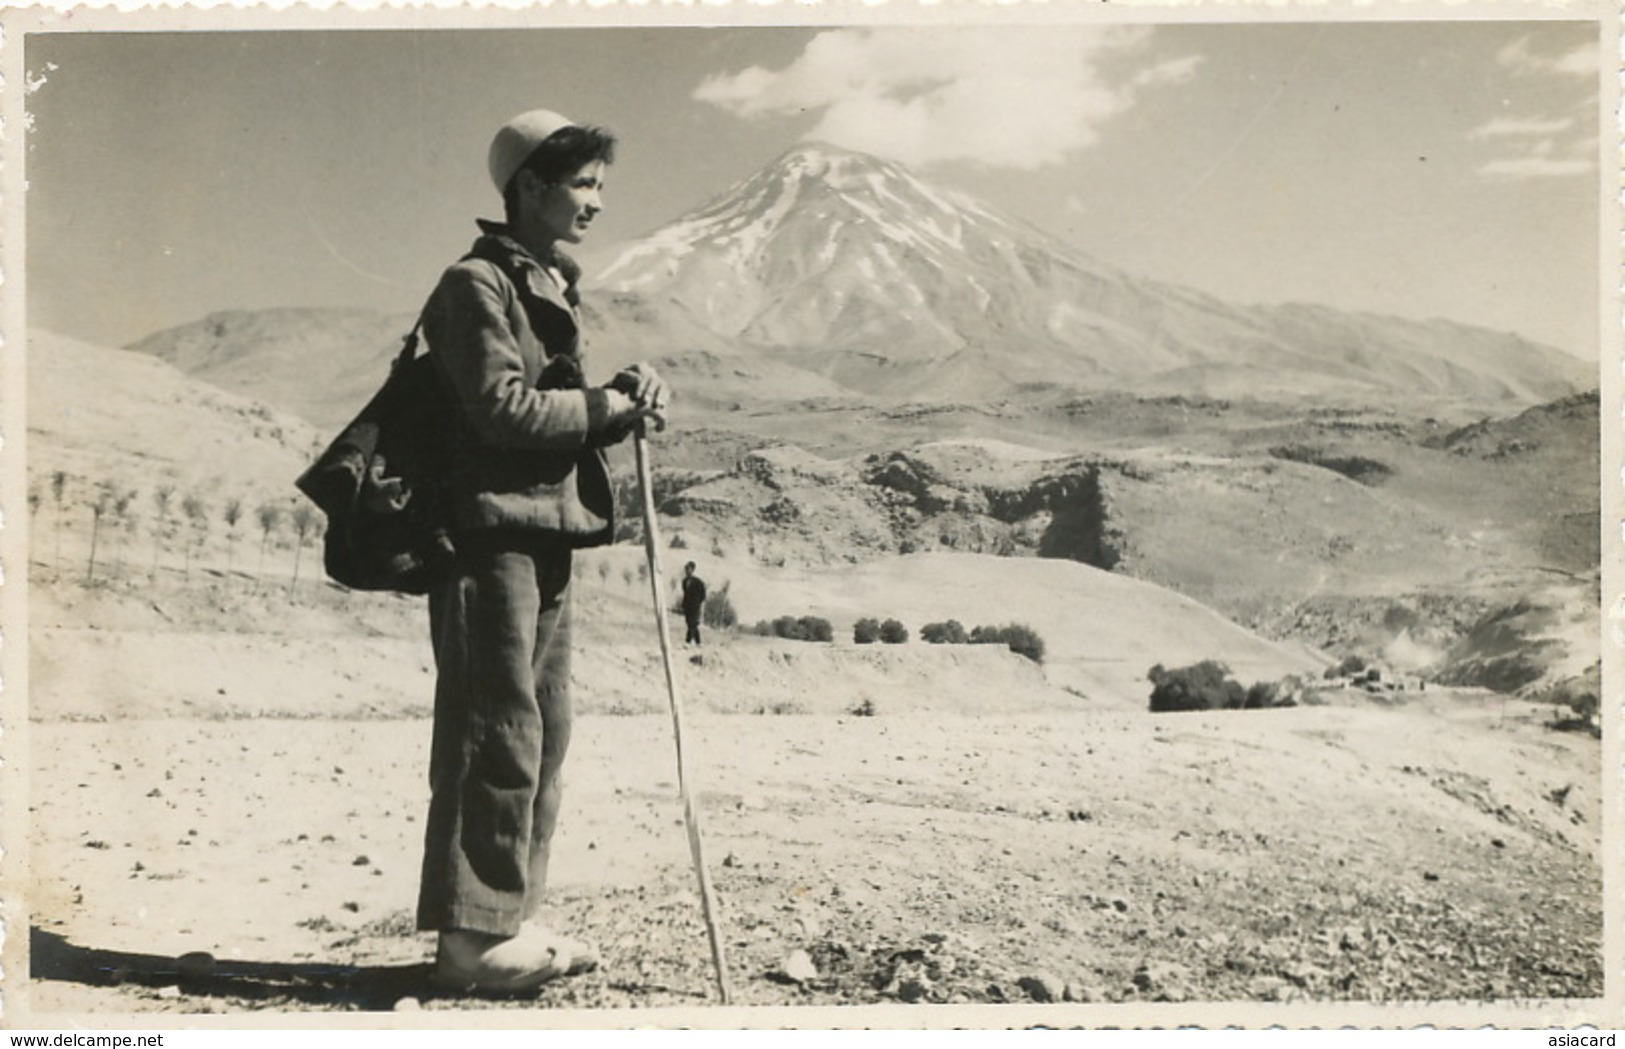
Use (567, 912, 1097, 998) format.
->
(23, 697, 1603, 1020)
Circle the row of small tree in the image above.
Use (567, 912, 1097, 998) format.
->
(573, 556, 649, 591)
(30, 470, 321, 590)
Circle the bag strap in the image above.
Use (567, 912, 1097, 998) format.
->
(393, 314, 428, 371)
(396, 237, 574, 372)
(392, 243, 502, 373)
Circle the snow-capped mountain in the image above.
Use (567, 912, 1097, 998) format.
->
(592, 143, 1592, 403)
(599, 145, 1060, 347)
(597, 144, 1154, 384)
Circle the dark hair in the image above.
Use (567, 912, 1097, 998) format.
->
(685, 561, 697, 572)
(502, 124, 617, 224)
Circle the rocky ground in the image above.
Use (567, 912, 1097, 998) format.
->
(24, 691, 1605, 1023)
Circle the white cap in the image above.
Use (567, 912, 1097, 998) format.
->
(487, 109, 576, 194)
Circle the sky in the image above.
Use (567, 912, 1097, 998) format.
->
(22, 19, 1605, 358)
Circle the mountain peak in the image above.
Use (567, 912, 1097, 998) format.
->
(761, 141, 957, 207)
(775, 139, 869, 162)
(598, 138, 991, 301)
(769, 141, 894, 180)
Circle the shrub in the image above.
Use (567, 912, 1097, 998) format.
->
(760, 615, 834, 642)
(1148, 661, 1246, 712)
(879, 618, 909, 644)
(1541, 668, 1601, 736)
(850, 698, 876, 717)
(1551, 690, 1601, 736)
(996, 623, 1045, 664)
(1244, 680, 1292, 709)
(1324, 654, 1368, 680)
(853, 617, 881, 645)
(1255, 675, 1305, 709)
(1149, 664, 1303, 713)
(921, 620, 969, 644)
(969, 623, 1047, 664)
(704, 581, 738, 631)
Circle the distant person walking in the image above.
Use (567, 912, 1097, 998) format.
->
(414, 108, 668, 995)
(681, 561, 707, 646)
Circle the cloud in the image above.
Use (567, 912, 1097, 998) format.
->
(1469, 115, 1576, 140)
(694, 27, 1200, 170)
(1477, 155, 1594, 180)
(1133, 54, 1203, 89)
(1552, 41, 1601, 76)
(1476, 125, 1595, 180)
(1495, 34, 1599, 78)
(1475, 33, 1596, 181)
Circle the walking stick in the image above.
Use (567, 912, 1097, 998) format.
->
(634, 427, 734, 1005)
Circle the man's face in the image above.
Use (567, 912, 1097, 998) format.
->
(527, 160, 606, 245)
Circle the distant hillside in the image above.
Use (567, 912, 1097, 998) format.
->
(648, 390, 1600, 593)
(125, 307, 413, 432)
(1427, 390, 1600, 459)
(28, 329, 323, 502)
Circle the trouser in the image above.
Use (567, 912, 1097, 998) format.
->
(417, 530, 574, 936)
(684, 608, 702, 645)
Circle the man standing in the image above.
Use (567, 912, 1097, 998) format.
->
(681, 561, 707, 646)
(416, 108, 668, 994)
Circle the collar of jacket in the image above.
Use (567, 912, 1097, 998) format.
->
(472, 218, 582, 310)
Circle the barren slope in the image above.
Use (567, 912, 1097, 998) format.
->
(27, 329, 323, 501)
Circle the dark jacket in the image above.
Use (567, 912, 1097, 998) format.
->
(423, 220, 621, 544)
(682, 575, 707, 615)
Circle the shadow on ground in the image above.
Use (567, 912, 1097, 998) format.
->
(30, 927, 431, 1011)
